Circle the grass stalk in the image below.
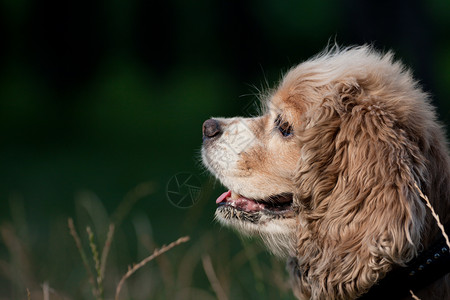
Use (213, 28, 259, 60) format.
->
(112, 182, 155, 227)
(87, 227, 104, 300)
(42, 282, 49, 300)
(115, 236, 190, 300)
(414, 183, 450, 249)
(201, 254, 228, 300)
(100, 223, 115, 279)
(410, 290, 421, 300)
(68, 218, 98, 298)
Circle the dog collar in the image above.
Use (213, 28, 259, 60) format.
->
(359, 222, 450, 299)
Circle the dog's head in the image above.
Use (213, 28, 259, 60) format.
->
(201, 46, 446, 298)
(201, 104, 301, 255)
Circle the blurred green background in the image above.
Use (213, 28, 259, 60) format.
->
(0, 0, 449, 299)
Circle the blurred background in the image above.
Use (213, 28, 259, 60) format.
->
(0, 0, 449, 299)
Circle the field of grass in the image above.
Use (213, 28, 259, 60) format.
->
(0, 181, 296, 300)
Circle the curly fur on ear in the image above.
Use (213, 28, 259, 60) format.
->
(288, 47, 450, 299)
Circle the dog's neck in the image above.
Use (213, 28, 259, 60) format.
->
(359, 222, 450, 299)
(288, 221, 450, 299)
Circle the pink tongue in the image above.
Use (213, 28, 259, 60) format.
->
(216, 190, 231, 204)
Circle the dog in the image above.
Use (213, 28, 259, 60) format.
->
(201, 46, 450, 299)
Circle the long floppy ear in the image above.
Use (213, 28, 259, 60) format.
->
(292, 80, 428, 298)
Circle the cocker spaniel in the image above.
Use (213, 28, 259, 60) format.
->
(201, 46, 450, 299)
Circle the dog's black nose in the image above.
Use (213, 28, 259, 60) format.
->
(202, 119, 222, 140)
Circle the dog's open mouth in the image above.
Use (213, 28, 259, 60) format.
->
(216, 190, 294, 216)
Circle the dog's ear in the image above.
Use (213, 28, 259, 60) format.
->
(331, 79, 362, 114)
(292, 79, 427, 298)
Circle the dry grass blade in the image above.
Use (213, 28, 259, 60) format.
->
(42, 282, 49, 300)
(115, 236, 190, 300)
(26, 288, 30, 300)
(201, 254, 228, 300)
(112, 182, 155, 227)
(1, 224, 36, 288)
(67, 218, 98, 298)
(414, 183, 450, 249)
(410, 290, 421, 300)
(100, 223, 115, 278)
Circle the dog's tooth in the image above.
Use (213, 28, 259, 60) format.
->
(231, 191, 240, 200)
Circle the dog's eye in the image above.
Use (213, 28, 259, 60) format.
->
(275, 115, 293, 137)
